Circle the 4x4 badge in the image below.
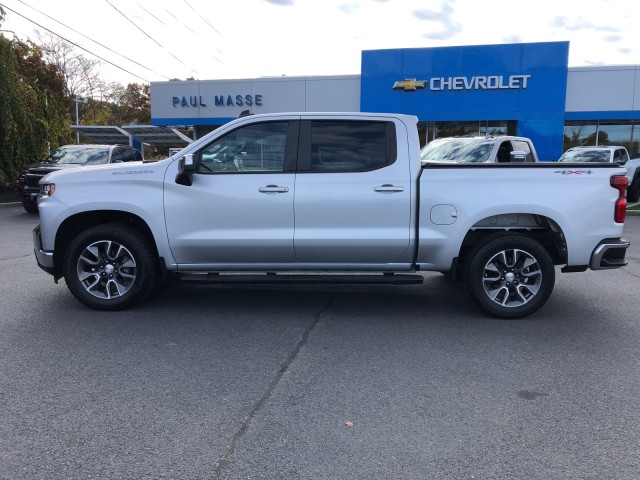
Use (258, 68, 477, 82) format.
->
(554, 170, 593, 175)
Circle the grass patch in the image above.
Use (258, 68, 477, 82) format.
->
(627, 203, 640, 211)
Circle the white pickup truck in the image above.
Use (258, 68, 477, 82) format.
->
(33, 113, 630, 319)
(420, 135, 539, 164)
(559, 145, 640, 202)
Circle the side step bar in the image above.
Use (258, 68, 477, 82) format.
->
(177, 273, 424, 285)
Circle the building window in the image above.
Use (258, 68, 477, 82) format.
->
(418, 120, 517, 147)
(564, 121, 639, 157)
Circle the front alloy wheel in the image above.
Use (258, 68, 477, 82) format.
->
(76, 240, 137, 300)
(63, 224, 158, 310)
(466, 235, 555, 319)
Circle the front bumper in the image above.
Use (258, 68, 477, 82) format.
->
(589, 239, 629, 270)
(20, 187, 39, 204)
(33, 225, 55, 275)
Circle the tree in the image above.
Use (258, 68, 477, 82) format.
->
(120, 83, 151, 124)
(79, 82, 150, 126)
(0, 10, 151, 184)
(36, 31, 103, 100)
(0, 9, 71, 185)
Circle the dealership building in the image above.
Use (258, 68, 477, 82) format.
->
(149, 41, 640, 161)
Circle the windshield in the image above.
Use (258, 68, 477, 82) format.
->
(420, 138, 495, 163)
(46, 147, 110, 165)
(558, 149, 610, 163)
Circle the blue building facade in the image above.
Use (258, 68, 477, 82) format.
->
(360, 42, 569, 161)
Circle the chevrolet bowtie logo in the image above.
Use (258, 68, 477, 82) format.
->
(393, 79, 427, 91)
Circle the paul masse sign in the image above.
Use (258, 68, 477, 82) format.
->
(172, 94, 263, 108)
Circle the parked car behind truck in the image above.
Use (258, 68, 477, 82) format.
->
(559, 145, 640, 201)
(17, 144, 143, 213)
(33, 113, 629, 319)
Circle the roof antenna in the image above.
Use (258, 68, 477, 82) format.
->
(238, 110, 253, 118)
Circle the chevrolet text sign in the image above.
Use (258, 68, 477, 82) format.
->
(430, 74, 531, 91)
(393, 75, 531, 92)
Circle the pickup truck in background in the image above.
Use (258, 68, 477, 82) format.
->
(17, 144, 144, 213)
(420, 135, 539, 164)
(558, 145, 640, 202)
(32, 113, 630, 319)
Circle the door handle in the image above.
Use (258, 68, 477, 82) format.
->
(374, 184, 405, 193)
(259, 185, 289, 194)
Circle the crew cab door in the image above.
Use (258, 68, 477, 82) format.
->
(293, 119, 413, 266)
(164, 120, 298, 266)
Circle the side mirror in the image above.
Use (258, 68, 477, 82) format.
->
(510, 150, 528, 162)
(176, 153, 195, 186)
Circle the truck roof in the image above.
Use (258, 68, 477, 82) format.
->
(566, 145, 626, 151)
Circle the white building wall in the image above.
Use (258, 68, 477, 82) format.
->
(566, 65, 640, 112)
(151, 75, 360, 124)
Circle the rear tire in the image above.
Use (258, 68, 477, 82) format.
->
(627, 176, 640, 202)
(63, 223, 158, 310)
(466, 234, 555, 319)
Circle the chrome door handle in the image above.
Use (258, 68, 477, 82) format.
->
(259, 185, 289, 193)
(374, 184, 405, 193)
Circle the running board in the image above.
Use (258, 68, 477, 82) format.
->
(177, 273, 424, 285)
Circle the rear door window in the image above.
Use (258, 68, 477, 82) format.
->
(615, 149, 628, 164)
(299, 120, 396, 172)
(511, 140, 534, 162)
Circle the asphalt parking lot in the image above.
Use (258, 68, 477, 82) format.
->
(1, 204, 639, 479)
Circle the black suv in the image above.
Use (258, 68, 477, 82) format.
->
(17, 144, 143, 213)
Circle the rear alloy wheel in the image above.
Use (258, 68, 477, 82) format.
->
(466, 235, 555, 319)
(63, 224, 158, 310)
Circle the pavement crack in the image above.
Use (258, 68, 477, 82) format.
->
(210, 295, 334, 480)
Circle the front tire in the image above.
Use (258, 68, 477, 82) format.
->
(63, 224, 158, 310)
(466, 234, 555, 319)
(22, 198, 38, 214)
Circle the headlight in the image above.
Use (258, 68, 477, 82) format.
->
(40, 183, 56, 196)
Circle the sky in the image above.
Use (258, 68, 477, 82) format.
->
(0, 0, 638, 87)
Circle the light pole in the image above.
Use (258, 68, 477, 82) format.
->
(73, 96, 88, 144)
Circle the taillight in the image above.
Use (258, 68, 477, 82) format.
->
(611, 175, 627, 223)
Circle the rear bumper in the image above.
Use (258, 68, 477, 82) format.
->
(589, 239, 629, 270)
(33, 225, 55, 275)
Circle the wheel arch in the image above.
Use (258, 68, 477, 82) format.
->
(451, 213, 567, 281)
(53, 210, 160, 279)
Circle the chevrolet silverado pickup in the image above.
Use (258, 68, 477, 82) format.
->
(32, 113, 630, 318)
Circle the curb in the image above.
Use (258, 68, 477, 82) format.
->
(0, 202, 20, 208)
